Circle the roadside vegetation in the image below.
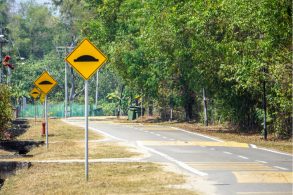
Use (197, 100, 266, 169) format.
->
(0, 163, 196, 195)
(0, 84, 12, 140)
(0, 119, 197, 195)
(0, 1, 291, 141)
(162, 121, 292, 154)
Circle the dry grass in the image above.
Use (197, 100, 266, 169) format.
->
(26, 141, 137, 160)
(8, 119, 138, 160)
(18, 119, 101, 141)
(0, 149, 13, 155)
(0, 163, 196, 195)
(157, 122, 293, 154)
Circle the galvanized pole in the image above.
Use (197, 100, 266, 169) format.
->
(95, 71, 99, 108)
(64, 62, 68, 118)
(85, 80, 89, 181)
(45, 95, 48, 149)
(34, 99, 36, 125)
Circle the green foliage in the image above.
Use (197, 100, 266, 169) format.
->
(81, 0, 291, 137)
(1, 0, 291, 138)
(0, 84, 12, 139)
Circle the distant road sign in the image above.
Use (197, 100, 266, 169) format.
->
(34, 71, 58, 94)
(65, 38, 107, 80)
(29, 87, 40, 99)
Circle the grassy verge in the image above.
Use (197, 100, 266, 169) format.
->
(18, 119, 101, 141)
(0, 163, 196, 195)
(6, 119, 138, 160)
(148, 121, 292, 154)
(0, 119, 197, 194)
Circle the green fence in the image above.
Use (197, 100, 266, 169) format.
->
(19, 103, 104, 118)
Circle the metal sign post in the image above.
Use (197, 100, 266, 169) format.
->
(85, 80, 89, 181)
(34, 99, 36, 125)
(65, 38, 108, 181)
(34, 71, 58, 149)
(45, 95, 48, 148)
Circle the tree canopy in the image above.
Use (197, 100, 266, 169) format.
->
(0, 0, 291, 138)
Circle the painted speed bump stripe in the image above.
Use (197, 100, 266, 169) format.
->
(186, 162, 277, 171)
(141, 127, 174, 130)
(237, 192, 293, 195)
(233, 171, 293, 183)
(139, 141, 249, 148)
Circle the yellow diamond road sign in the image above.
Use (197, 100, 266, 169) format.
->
(30, 87, 41, 99)
(34, 71, 58, 94)
(65, 38, 107, 80)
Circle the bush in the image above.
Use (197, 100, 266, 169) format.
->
(0, 84, 12, 140)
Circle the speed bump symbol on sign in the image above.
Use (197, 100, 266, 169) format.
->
(30, 87, 41, 99)
(34, 71, 58, 94)
(65, 38, 107, 80)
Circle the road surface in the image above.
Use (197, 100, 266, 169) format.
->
(66, 118, 292, 195)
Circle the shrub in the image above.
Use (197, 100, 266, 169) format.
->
(0, 84, 12, 140)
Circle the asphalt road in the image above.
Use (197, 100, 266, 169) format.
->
(66, 118, 293, 195)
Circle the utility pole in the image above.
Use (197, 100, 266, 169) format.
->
(56, 46, 74, 118)
(263, 67, 267, 140)
(0, 25, 4, 84)
(203, 88, 208, 126)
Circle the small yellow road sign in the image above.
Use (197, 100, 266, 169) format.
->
(34, 71, 58, 94)
(65, 38, 107, 80)
(29, 87, 40, 99)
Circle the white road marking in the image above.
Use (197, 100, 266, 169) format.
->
(223, 151, 232, 155)
(238, 155, 249, 160)
(144, 131, 148, 133)
(255, 160, 268, 164)
(169, 138, 175, 141)
(155, 134, 161, 136)
(274, 166, 288, 170)
(137, 141, 208, 177)
(62, 120, 126, 142)
(256, 147, 293, 157)
(210, 148, 215, 150)
(171, 127, 224, 142)
(162, 136, 168, 139)
(250, 144, 257, 148)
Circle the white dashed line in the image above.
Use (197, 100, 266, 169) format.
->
(155, 134, 161, 136)
(137, 141, 208, 177)
(169, 138, 175, 141)
(238, 155, 249, 160)
(171, 127, 224, 142)
(162, 136, 168, 139)
(210, 148, 215, 150)
(274, 166, 288, 170)
(144, 131, 148, 133)
(256, 147, 292, 157)
(255, 160, 268, 164)
(223, 151, 232, 155)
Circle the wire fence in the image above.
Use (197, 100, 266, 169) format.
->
(19, 103, 104, 118)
